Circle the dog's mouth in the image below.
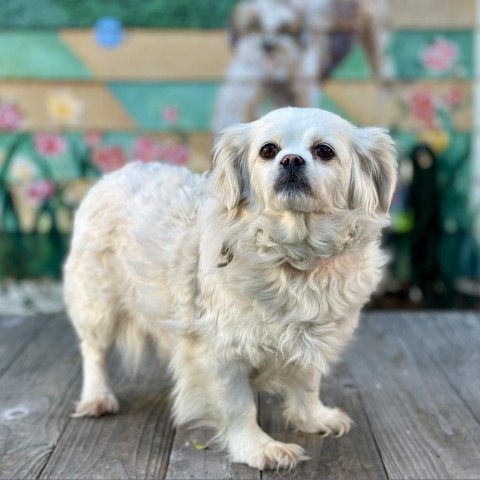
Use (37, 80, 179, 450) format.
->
(274, 173, 311, 197)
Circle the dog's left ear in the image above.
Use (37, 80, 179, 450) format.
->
(349, 127, 397, 214)
(210, 123, 251, 211)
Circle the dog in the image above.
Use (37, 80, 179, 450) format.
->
(212, 0, 391, 133)
(65, 107, 397, 470)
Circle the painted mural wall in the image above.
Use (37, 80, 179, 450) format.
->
(0, 0, 478, 307)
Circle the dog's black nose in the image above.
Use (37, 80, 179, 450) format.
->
(280, 154, 306, 172)
(262, 39, 276, 53)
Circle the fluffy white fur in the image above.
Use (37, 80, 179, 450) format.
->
(65, 107, 397, 470)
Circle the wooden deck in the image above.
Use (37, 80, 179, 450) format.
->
(0, 312, 479, 479)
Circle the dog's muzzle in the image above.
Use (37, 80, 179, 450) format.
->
(274, 154, 311, 196)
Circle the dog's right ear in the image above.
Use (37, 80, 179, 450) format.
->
(210, 123, 251, 211)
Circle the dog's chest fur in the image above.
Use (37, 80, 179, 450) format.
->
(195, 208, 385, 370)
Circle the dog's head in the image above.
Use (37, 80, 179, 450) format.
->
(211, 107, 397, 216)
(230, 0, 305, 80)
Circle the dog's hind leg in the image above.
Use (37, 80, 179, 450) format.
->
(69, 301, 120, 418)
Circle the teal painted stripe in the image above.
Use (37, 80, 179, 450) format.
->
(0, 32, 91, 79)
(331, 44, 373, 80)
(109, 82, 363, 131)
(109, 82, 220, 130)
(333, 31, 473, 81)
(0, 29, 472, 81)
(391, 31, 473, 80)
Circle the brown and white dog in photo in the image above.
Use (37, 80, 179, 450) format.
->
(65, 107, 397, 470)
(212, 0, 392, 133)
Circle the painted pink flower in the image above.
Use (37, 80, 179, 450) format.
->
(0, 102, 23, 131)
(162, 105, 179, 124)
(421, 38, 458, 72)
(133, 135, 188, 166)
(34, 133, 67, 157)
(92, 145, 127, 172)
(133, 136, 159, 162)
(444, 85, 465, 107)
(26, 180, 56, 203)
(408, 88, 436, 127)
(84, 130, 103, 147)
(161, 143, 189, 166)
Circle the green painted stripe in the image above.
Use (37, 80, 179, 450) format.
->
(109, 82, 220, 130)
(0, 29, 472, 81)
(109, 82, 367, 131)
(331, 44, 373, 80)
(0, 32, 91, 79)
(391, 30, 473, 80)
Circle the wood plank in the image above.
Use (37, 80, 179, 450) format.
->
(0, 314, 81, 480)
(3, 312, 479, 479)
(0, 315, 47, 378)
(390, 0, 475, 29)
(1, 81, 473, 133)
(40, 351, 176, 480)
(0, 83, 135, 130)
(61, 13, 476, 81)
(323, 81, 472, 131)
(166, 427, 260, 480)
(60, 30, 231, 81)
(259, 361, 387, 480)
(347, 312, 480, 480)
(401, 312, 480, 424)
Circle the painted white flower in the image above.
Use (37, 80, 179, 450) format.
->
(9, 156, 39, 182)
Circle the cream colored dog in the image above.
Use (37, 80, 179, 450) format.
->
(65, 107, 396, 470)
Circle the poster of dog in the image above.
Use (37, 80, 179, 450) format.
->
(212, 0, 392, 133)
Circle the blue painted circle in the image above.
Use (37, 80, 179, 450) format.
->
(94, 17, 124, 48)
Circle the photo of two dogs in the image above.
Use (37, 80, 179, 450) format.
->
(65, 0, 396, 471)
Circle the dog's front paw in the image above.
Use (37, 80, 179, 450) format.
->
(297, 406, 352, 437)
(234, 441, 309, 471)
(72, 393, 119, 418)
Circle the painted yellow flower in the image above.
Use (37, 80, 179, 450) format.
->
(418, 129, 451, 154)
(48, 89, 84, 126)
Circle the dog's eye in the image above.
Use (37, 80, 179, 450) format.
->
(246, 18, 261, 33)
(314, 144, 335, 161)
(260, 143, 279, 160)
